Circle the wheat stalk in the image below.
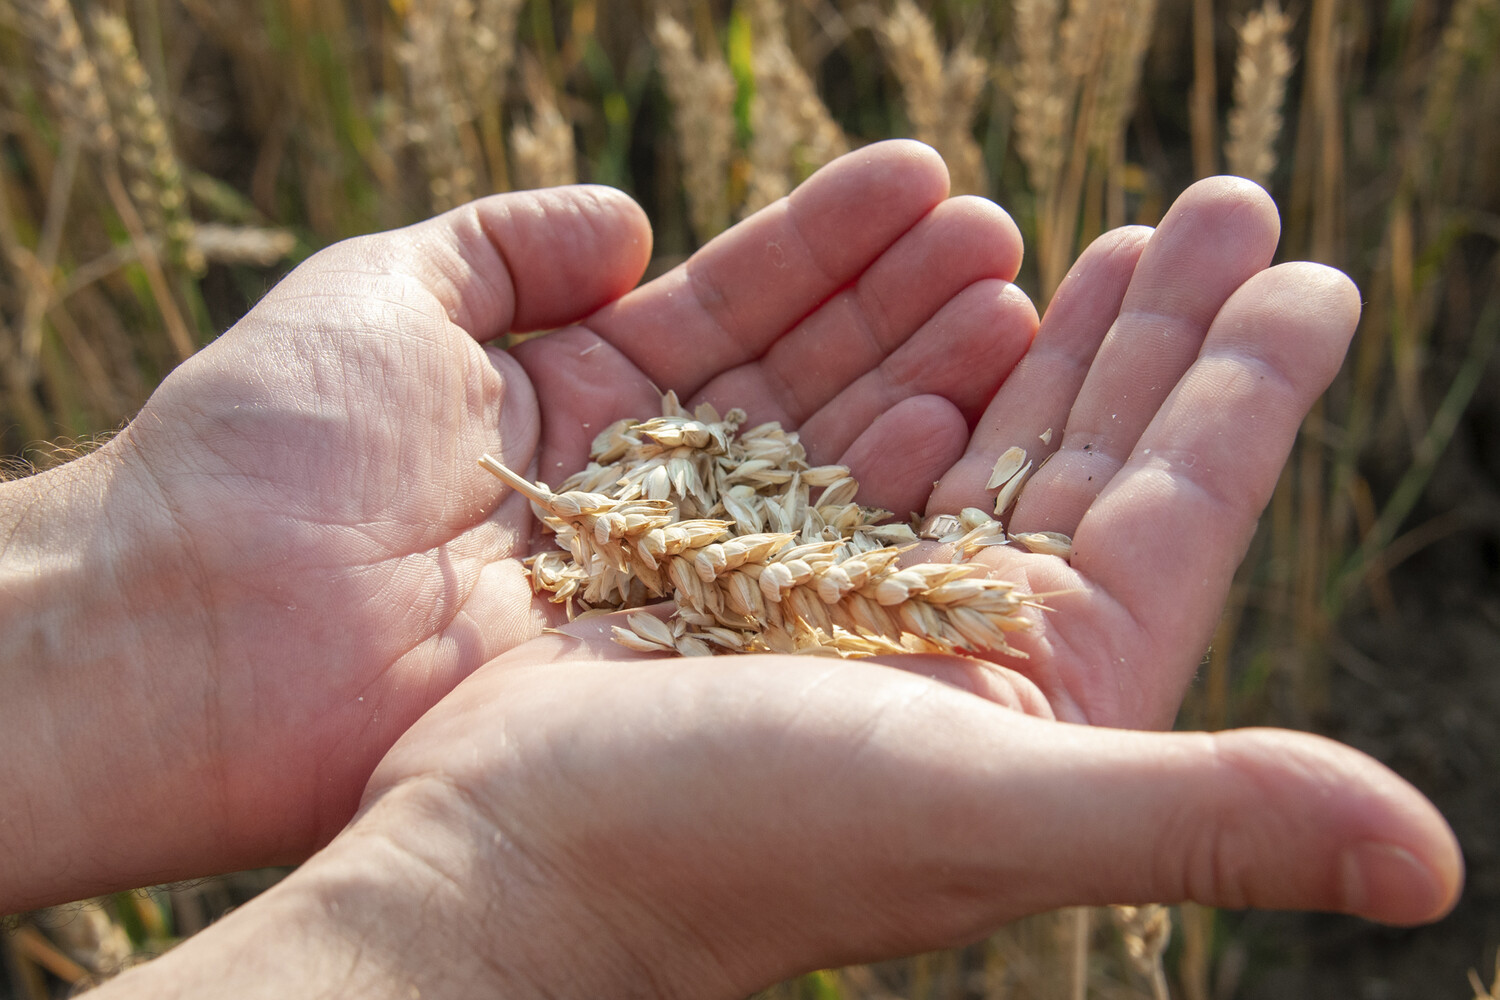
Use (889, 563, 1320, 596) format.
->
(479, 394, 1062, 659)
(1225, 0, 1296, 188)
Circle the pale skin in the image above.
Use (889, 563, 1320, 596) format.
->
(0, 141, 1462, 998)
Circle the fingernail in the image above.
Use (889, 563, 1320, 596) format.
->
(1339, 842, 1445, 920)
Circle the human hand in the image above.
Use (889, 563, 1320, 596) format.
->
(75, 174, 1464, 1000)
(923, 176, 1353, 730)
(88, 624, 1461, 1000)
(0, 141, 1034, 907)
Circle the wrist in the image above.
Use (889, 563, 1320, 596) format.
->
(85, 778, 649, 1000)
(0, 446, 216, 910)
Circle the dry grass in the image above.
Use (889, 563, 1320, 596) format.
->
(2, 0, 1498, 996)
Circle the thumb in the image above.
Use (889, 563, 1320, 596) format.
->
(978, 721, 1464, 927)
(268, 185, 653, 341)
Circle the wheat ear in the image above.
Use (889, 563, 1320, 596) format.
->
(479, 446, 1039, 660)
(1225, 0, 1296, 188)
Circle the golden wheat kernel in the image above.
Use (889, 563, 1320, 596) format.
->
(612, 626, 668, 653)
(987, 446, 1029, 490)
(626, 612, 677, 648)
(758, 562, 798, 602)
(1009, 530, 1074, 560)
(993, 460, 1034, 516)
(802, 465, 852, 488)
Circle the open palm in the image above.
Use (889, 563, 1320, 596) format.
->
(919, 175, 1358, 731)
(327, 171, 1456, 998)
(109, 141, 1031, 865)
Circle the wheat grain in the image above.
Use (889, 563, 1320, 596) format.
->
(1225, 0, 1295, 188)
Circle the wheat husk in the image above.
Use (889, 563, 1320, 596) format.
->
(480, 393, 1058, 659)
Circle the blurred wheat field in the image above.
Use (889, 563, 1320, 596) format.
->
(2, 0, 1499, 997)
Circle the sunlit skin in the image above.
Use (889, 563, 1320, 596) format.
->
(0, 141, 1461, 999)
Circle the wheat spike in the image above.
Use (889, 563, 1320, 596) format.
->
(509, 55, 578, 191)
(188, 223, 297, 267)
(89, 10, 204, 275)
(480, 393, 1051, 659)
(1225, 0, 1296, 188)
(651, 12, 737, 242)
(1110, 905, 1172, 1000)
(877, 0, 988, 196)
(398, 0, 478, 210)
(457, 0, 524, 121)
(741, 0, 848, 215)
(15, 0, 117, 155)
(1420, 0, 1498, 156)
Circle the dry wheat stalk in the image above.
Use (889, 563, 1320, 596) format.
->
(877, 0, 988, 196)
(1224, 0, 1295, 188)
(89, 10, 204, 275)
(480, 394, 1056, 658)
(651, 12, 737, 242)
(510, 55, 578, 191)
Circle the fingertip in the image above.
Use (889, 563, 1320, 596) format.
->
(471, 185, 652, 330)
(1186, 174, 1280, 223)
(1339, 838, 1465, 927)
(787, 141, 951, 273)
(1210, 728, 1464, 925)
(1265, 260, 1363, 331)
(863, 138, 952, 195)
(1152, 176, 1281, 269)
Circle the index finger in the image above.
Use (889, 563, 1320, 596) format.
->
(586, 140, 951, 396)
